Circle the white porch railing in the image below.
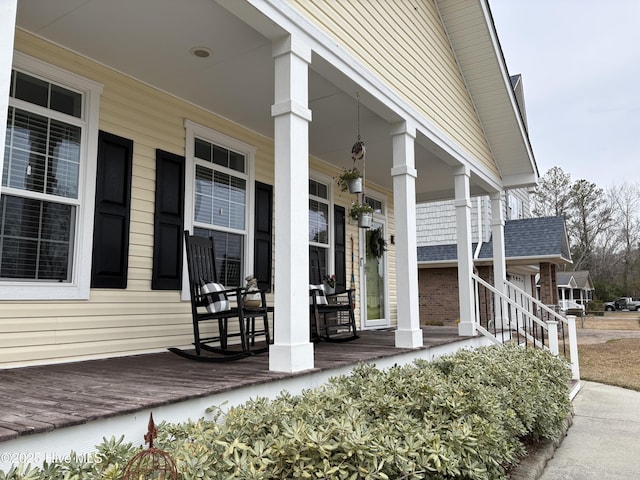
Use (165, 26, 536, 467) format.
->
(472, 273, 580, 380)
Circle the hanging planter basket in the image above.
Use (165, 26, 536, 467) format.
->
(358, 212, 373, 229)
(336, 167, 362, 193)
(350, 201, 374, 229)
(348, 177, 363, 194)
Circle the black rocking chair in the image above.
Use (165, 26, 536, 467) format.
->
(169, 231, 271, 362)
(309, 250, 359, 343)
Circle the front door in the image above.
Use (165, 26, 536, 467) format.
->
(360, 218, 389, 328)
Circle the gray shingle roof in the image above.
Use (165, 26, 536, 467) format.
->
(417, 243, 478, 262)
(417, 216, 571, 264)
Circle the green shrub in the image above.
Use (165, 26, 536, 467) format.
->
(0, 346, 571, 480)
(586, 300, 604, 312)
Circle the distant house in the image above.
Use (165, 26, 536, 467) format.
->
(555, 271, 595, 310)
(418, 211, 572, 325)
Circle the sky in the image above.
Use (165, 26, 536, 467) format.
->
(489, 0, 640, 189)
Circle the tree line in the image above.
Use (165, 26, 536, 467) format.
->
(531, 167, 640, 301)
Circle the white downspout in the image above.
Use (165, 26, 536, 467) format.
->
(473, 196, 483, 260)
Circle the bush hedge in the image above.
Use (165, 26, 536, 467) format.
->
(0, 345, 572, 480)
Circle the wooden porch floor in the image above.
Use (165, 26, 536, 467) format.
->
(0, 327, 465, 443)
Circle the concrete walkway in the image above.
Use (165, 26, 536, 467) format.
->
(540, 381, 640, 479)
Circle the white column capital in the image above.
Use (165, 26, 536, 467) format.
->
(453, 197, 471, 208)
(390, 165, 417, 178)
(491, 192, 505, 226)
(453, 165, 471, 178)
(271, 100, 312, 121)
(272, 34, 312, 63)
(489, 190, 502, 201)
(390, 120, 417, 138)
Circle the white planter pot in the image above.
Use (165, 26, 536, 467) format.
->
(348, 177, 363, 194)
(358, 213, 372, 229)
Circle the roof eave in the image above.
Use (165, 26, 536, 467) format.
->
(436, 0, 538, 186)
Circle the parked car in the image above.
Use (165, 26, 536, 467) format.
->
(604, 297, 640, 311)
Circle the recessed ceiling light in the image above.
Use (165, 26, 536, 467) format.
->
(190, 46, 212, 58)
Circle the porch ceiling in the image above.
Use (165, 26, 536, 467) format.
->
(15, 0, 496, 200)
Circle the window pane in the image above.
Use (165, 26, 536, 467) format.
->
(194, 165, 213, 224)
(309, 199, 329, 244)
(14, 72, 48, 108)
(0, 194, 73, 281)
(209, 170, 246, 230)
(309, 179, 328, 200)
(193, 227, 243, 287)
(316, 182, 328, 199)
(309, 246, 328, 284)
(194, 138, 211, 162)
(47, 119, 81, 198)
(6, 109, 48, 194)
(228, 151, 245, 173)
(212, 144, 228, 168)
(50, 84, 82, 118)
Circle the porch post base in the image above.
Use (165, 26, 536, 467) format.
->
(395, 328, 423, 349)
(458, 321, 477, 337)
(269, 343, 314, 373)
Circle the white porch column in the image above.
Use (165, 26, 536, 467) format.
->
(455, 166, 476, 336)
(490, 191, 508, 327)
(269, 35, 315, 372)
(0, 0, 17, 197)
(391, 122, 423, 348)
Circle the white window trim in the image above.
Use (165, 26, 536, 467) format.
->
(0, 52, 102, 300)
(182, 119, 256, 300)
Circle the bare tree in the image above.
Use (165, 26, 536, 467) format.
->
(609, 182, 640, 294)
(569, 179, 613, 271)
(532, 166, 572, 218)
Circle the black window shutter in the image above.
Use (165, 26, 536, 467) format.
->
(334, 205, 347, 291)
(253, 181, 273, 291)
(91, 131, 133, 288)
(152, 149, 185, 290)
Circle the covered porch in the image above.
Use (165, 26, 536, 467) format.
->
(0, 327, 494, 470)
(0, 1, 536, 373)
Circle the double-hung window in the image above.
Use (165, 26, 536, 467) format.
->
(1, 53, 101, 299)
(309, 177, 331, 283)
(185, 121, 253, 288)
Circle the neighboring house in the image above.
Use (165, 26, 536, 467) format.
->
(415, 72, 574, 325)
(418, 209, 572, 324)
(555, 271, 595, 310)
(0, 0, 537, 371)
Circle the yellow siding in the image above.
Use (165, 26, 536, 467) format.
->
(1, 31, 397, 367)
(288, 0, 498, 175)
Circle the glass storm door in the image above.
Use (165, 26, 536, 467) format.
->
(361, 219, 389, 328)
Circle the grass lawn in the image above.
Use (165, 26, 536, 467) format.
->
(577, 313, 640, 391)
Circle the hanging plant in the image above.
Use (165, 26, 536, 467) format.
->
(336, 167, 363, 193)
(349, 201, 374, 221)
(369, 227, 387, 259)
